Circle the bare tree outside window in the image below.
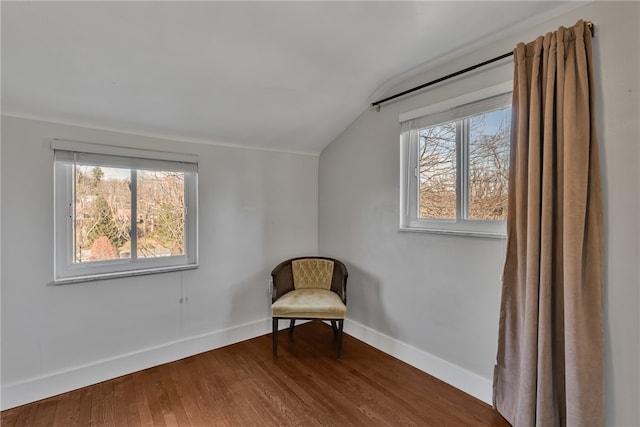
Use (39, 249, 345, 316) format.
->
(419, 122, 457, 219)
(137, 170, 185, 258)
(417, 107, 510, 222)
(468, 109, 510, 220)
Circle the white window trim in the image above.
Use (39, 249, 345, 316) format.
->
(52, 139, 199, 284)
(399, 82, 512, 239)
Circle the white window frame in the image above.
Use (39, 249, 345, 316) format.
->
(399, 82, 512, 238)
(52, 139, 198, 284)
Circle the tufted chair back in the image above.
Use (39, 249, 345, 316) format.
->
(292, 258, 334, 290)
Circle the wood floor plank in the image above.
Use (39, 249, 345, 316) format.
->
(12, 402, 37, 427)
(1, 321, 509, 426)
(138, 367, 168, 427)
(52, 387, 81, 427)
(0, 408, 19, 426)
(132, 370, 156, 427)
(90, 379, 115, 427)
(119, 372, 143, 427)
(167, 358, 208, 426)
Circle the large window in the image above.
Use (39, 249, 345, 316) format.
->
(400, 86, 511, 237)
(53, 139, 198, 283)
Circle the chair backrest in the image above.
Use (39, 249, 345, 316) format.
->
(271, 256, 348, 303)
(292, 258, 334, 290)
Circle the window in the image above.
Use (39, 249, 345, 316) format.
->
(53, 139, 198, 283)
(400, 85, 512, 237)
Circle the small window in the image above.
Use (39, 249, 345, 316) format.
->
(53, 139, 198, 283)
(400, 88, 511, 237)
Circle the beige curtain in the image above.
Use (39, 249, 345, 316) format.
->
(493, 20, 604, 427)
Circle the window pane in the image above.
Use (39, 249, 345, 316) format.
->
(137, 170, 185, 258)
(418, 122, 457, 219)
(73, 165, 131, 263)
(468, 108, 511, 220)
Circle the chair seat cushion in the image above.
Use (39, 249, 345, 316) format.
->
(272, 289, 346, 319)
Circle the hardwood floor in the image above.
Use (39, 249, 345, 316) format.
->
(1, 321, 509, 426)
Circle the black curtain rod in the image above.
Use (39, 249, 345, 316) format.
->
(371, 21, 594, 110)
(371, 52, 513, 109)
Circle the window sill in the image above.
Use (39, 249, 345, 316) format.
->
(399, 226, 506, 239)
(51, 264, 199, 285)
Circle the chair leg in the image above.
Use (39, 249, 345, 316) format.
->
(330, 320, 338, 338)
(272, 318, 278, 358)
(289, 319, 296, 335)
(336, 319, 344, 359)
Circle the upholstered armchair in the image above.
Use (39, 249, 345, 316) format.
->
(271, 257, 348, 358)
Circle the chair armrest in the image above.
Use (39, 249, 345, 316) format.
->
(271, 260, 295, 303)
(330, 259, 348, 305)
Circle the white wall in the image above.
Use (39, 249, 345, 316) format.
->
(319, 2, 639, 426)
(0, 116, 319, 409)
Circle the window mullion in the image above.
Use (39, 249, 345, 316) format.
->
(71, 160, 78, 263)
(456, 120, 468, 221)
(463, 118, 471, 220)
(412, 130, 420, 221)
(404, 129, 419, 222)
(130, 169, 138, 262)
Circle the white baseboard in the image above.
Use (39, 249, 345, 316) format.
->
(2, 318, 492, 410)
(344, 318, 493, 405)
(1, 318, 281, 410)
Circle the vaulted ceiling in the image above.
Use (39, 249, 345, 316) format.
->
(2, 1, 575, 154)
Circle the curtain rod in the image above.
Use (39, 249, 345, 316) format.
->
(371, 20, 594, 110)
